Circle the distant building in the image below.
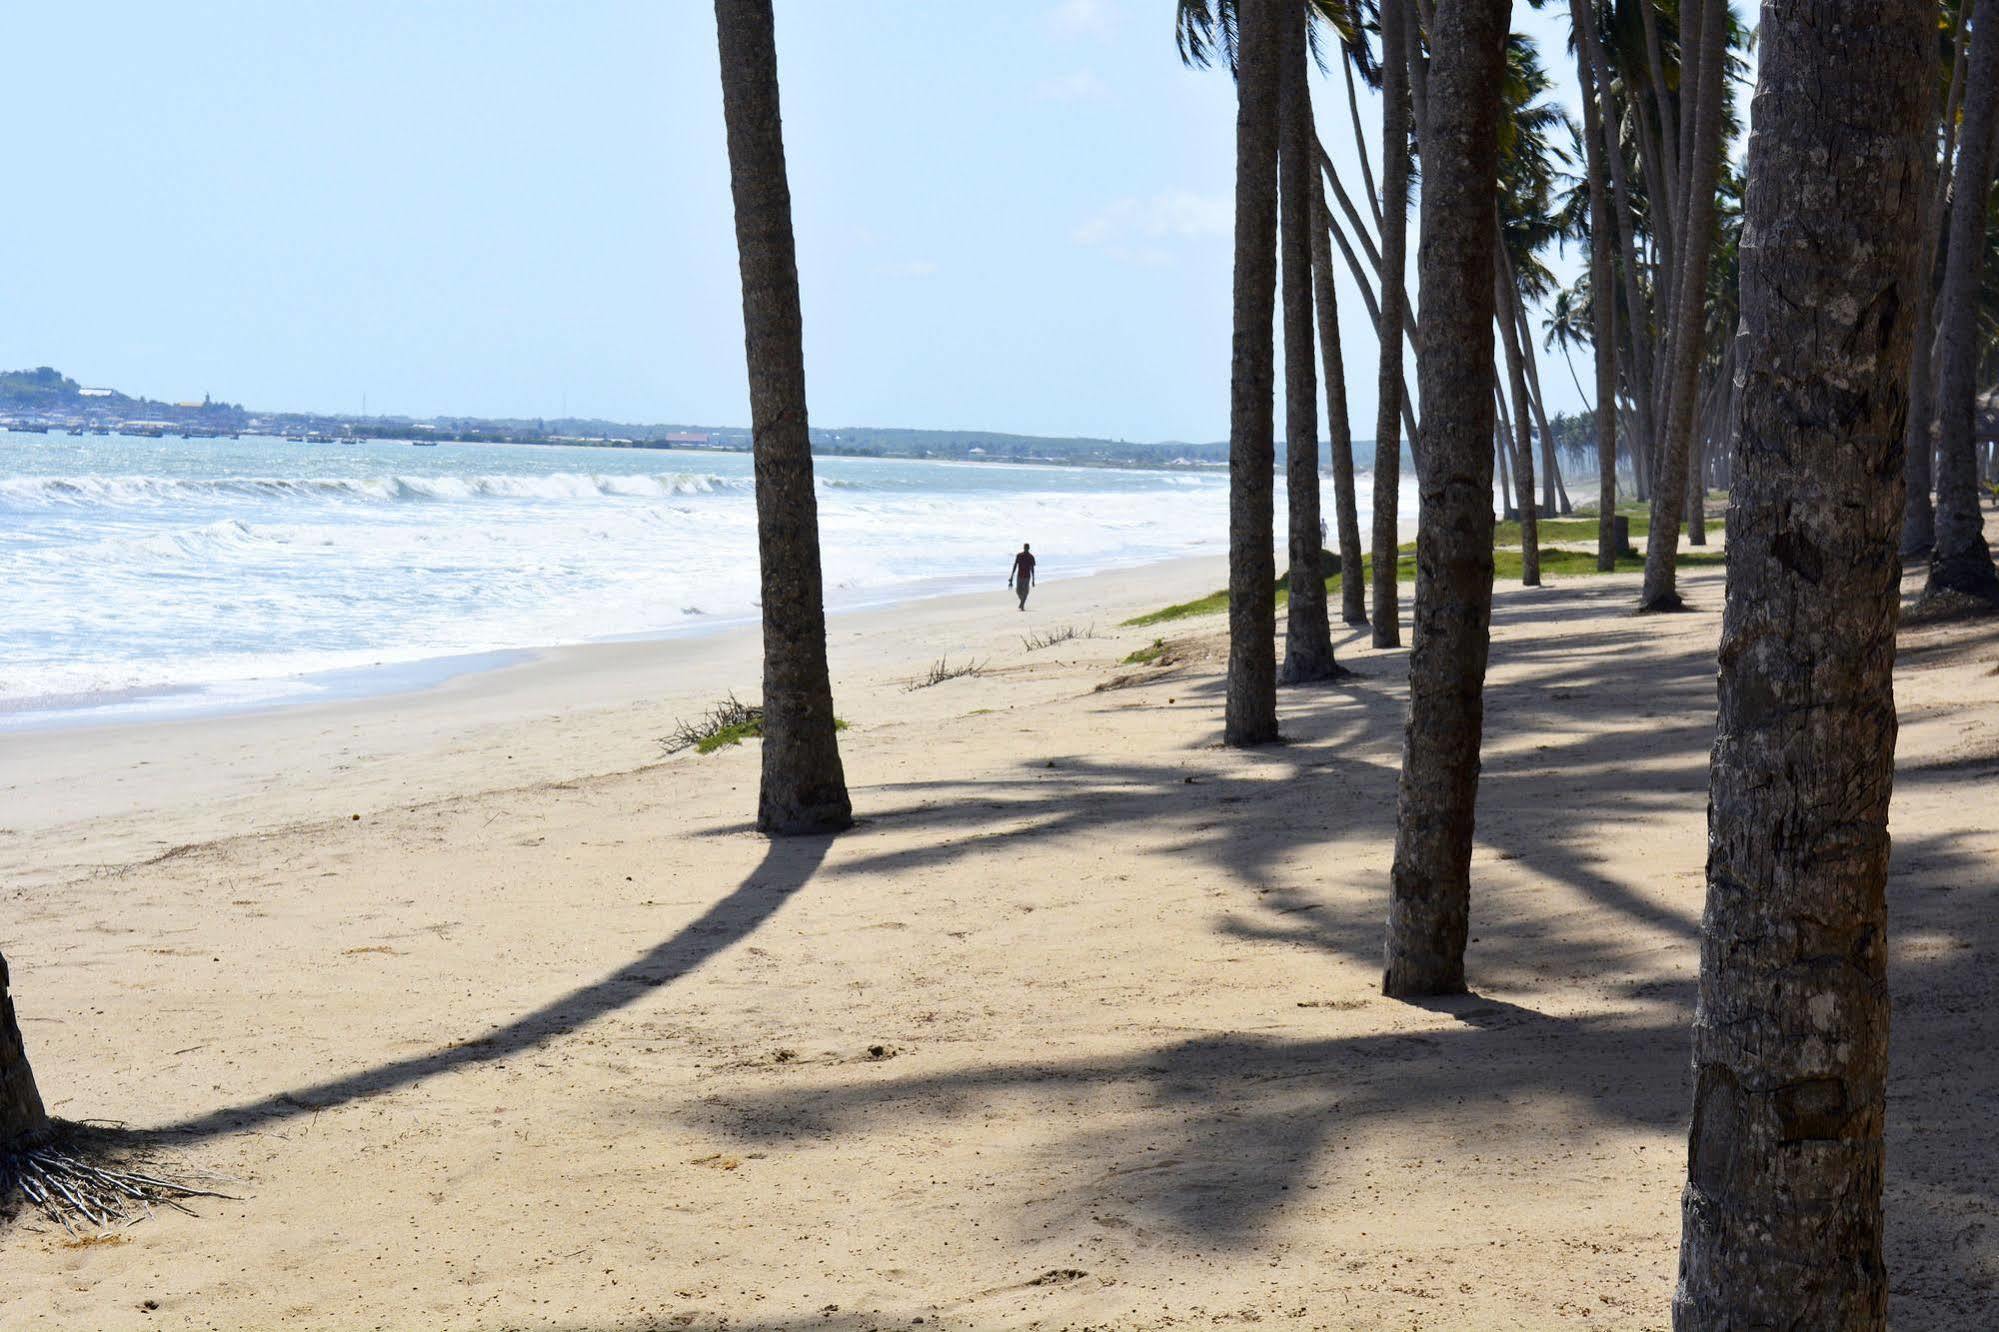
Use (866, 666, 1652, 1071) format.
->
(79, 387, 115, 397)
(662, 432, 710, 446)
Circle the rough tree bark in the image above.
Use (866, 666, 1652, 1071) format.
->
(715, 0, 853, 835)
(1571, 0, 1619, 570)
(1900, 5, 1969, 558)
(1382, 0, 1509, 999)
(1312, 186, 1368, 625)
(1279, 0, 1338, 683)
(0, 952, 49, 1151)
(1923, 2, 1999, 608)
(1673, 4, 1929, 1325)
(1224, 0, 1281, 744)
(1371, 0, 1414, 649)
(1494, 243, 1540, 586)
(1640, 0, 1728, 612)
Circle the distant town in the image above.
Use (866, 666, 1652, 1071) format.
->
(0, 365, 1239, 470)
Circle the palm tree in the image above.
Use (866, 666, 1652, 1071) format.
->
(1922, 1, 1999, 609)
(1673, 4, 1929, 1323)
(1370, 0, 1413, 649)
(1216, 0, 1283, 744)
(715, 0, 854, 833)
(1381, 0, 1509, 999)
(1639, 0, 1729, 613)
(1, 953, 48, 1157)
(1569, 0, 1619, 570)
(1279, 0, 1340, 682)
(1311, 184, 1369, 624)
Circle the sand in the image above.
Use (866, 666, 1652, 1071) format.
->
(1, 551, 1994, 1331)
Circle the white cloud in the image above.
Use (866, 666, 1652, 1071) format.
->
(1048, 0, 1112, 38)
(1035, 69, 1109, 102)
(1072, 191, 1232, 257)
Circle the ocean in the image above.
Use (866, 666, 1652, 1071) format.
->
(0, 429, 1415, 727)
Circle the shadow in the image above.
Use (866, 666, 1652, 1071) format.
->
(151, 834, 834, 1143)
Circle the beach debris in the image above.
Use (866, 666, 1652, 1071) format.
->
(3, 1129, 236, 1235)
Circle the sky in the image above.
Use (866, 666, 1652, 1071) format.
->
(3, 0, 1593, 444)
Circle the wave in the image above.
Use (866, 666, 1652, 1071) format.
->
(0, 471, 756, 507)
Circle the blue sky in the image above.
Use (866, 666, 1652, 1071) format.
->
(4, 0, 1590, 443)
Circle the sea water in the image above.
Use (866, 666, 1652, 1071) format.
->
(0, 430, 1412, 726)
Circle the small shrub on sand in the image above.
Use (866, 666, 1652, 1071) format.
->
(1022, 623, 1096, 651)
(662, 695, 847, 755)
(906, 658, 986, 691)
(1122, 638, 1175, 666)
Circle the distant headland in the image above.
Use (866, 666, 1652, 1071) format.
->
(0, 365, 1243, 470)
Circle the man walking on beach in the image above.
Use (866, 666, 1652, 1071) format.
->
(1008, 543, 1036, 610)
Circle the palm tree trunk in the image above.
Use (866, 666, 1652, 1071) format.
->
(1495, 247, 1540, 586)
(1900, 5, 1970, 558)
(1673, 5, 1928, 1324)
(1494, 383, 1517, 520)
(1924, 6, 1999, 607)
(1579, 5, 1659, 476)
(1639, 0, 1728, 612)
(1371, 0, 1414, 649)
(1507, 273, 1567, 517)
(1344, 57, 1385, 237)
(1, 952, 49, 1151)
(1278, 0, 1337, 683)
(1311, 187, 1368, 625)
(1224, 0, 1281, 744)
(1382, 0, 1509, 1000)
(715, 0, 853, 835)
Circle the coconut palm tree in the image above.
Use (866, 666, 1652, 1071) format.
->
(1922, 0, 1999, 609)
(1312, 184, 1370, 624)
(1569, 0, 1619, 569)
(1381, 0, 1510, 999)
(1370, 0, 1414, 649)
(0, 953, 48, 1157)
(1278, 0, 1340, 682)
(1674, 3, 1930, 1323)
(1215, 0, 1284, 744)
(715, 0, 853, 832)
(1639, 0, 1730, 612)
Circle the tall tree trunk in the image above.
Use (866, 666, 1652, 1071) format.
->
(1, 952, 50, 1151)
(1312, 187, 1368, 625)
(1579, 5, 1659, 474)
(1495, 248, 1540, 586)
(1278, 0, 1337, 682)
(1674, 5, 1928, 1324)
(1371, 0, 1414, 649)
(1900, 5, 1970, 558)
(1923, 6, 1999, 607)
(1382, 0, 1509, 999)
(1494, 385, 1517, 519)
(1639, 0, 1728, 612)
(1506, 272, 1566, 517)
(1572, 0, 1619, 570)
(1224, 0, 1281, 744)
(715, 0, 853, 836)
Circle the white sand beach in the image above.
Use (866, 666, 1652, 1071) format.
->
(1, 554, 1992, 1330)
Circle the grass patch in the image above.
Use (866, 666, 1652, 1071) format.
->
(1123, 547, 1417, 627)
(1121, 638, 1176, 666)
(1493, 514, 1724, 546)
(662, 694, 849, 755)
(1022, 622, 1097, 651)
(906, 657, 987, 691)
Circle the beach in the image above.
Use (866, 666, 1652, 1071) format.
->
(1, 553, 1993, 1330)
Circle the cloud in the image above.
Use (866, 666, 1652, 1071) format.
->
(1035, 69, 1109, 102)
(1072, 192, 1232, 258)
(1048, 0, 1112, 37)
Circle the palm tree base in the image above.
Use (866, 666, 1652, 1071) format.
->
(3, 1124, 227, 1234)
(1637, 590, 1691, 614)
